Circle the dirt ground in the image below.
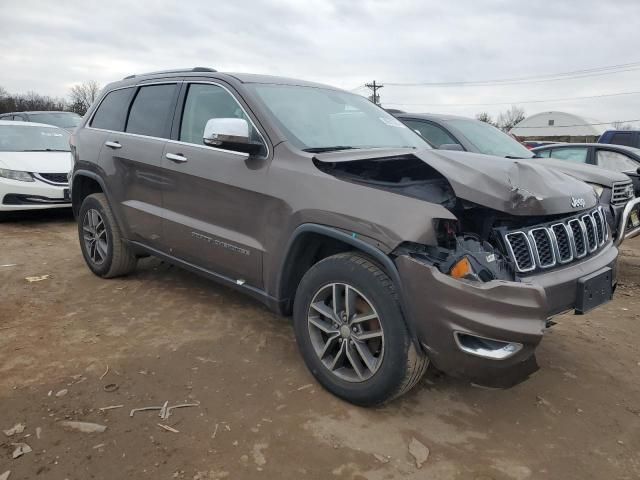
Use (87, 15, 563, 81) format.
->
(0, 209, 639, 480)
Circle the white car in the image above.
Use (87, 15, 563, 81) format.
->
(0, 120, 72, 212)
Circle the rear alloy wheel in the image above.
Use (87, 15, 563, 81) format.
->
(78, 193, 137, 278)
(82, 208, 108, 265)
(294, 252, 429, 406)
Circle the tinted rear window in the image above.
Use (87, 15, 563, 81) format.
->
(610, 132, 634, 147)
(91, 88, 132, 131)
(126, 84, 177, 138)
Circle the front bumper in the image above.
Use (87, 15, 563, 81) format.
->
(396, 242, 618, 384)
(0, 177, 70, 211)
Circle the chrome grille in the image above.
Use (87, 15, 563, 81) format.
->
(504, 208, 607, 273)
(529, 228, 555, 268)
(34, 172, 69, 185)
(568, 219, 587, 258)
(582, 215, 597, 252)
(611, 181, 634, 206)
(550, 223, 573, 263)
(592, 208, 606, 245)
(504, 232, 535, 272)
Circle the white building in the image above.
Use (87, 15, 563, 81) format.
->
(510, 111, 611, 142)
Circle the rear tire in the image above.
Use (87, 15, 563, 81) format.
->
(78, 193, 137, 278)
(293, 252, 428, 406)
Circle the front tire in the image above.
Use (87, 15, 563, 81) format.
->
(78, 193, 137, 278)
(293, 252, 428, 406)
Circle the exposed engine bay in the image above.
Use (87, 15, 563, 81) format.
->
(315, 154, 601, 283)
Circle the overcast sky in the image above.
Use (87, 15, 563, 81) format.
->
(1, 0, 640, 124)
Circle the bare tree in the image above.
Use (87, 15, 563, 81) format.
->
(611, 121, 634, 131)
(497, 105, 526, 132)
(475, 112, 495, 126)
(69, 80, 100, 115)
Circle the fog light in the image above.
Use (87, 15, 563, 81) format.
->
(454, 332, 523, 360)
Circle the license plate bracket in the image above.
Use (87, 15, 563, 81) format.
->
(575, 267, 613, 314)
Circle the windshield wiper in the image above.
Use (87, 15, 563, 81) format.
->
(505, 155, 532, 159)
(302, 146, 359, 153)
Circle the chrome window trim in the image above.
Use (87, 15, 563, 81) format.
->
(528, 227, 557, 269)
(568, 218, 588, 258)
(581, 214, 598, 252)
(550, 223, 574, 264)
(86, 79, 270, 160)
(505, 231, 536, 273)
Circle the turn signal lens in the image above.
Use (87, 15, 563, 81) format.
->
(450, 257, 473, 279)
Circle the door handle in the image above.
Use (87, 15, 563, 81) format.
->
(105, 141, 122, 149)
(166, 153, 188, 163)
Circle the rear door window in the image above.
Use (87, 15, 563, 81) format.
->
(596, 149, 638, 172)
(610, 132, 634, 147)
(126, 84, 177, 138)
(548, 147, 588, 163)
(91, 88, 133, 131)
(402, 119, 459, 148)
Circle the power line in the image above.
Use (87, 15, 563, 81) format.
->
(383, 89, 640, 107)
(381, 61, 640, 87)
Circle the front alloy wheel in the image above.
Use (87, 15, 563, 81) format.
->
(293, 252, 429, 406)
(308, 283, 384, 382)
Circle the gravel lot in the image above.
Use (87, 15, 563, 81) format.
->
(1, 209, 639, 480)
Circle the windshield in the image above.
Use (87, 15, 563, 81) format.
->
(447, 119, 534, 159)
(249, 84, 428, 151)
(0, 124, 70, 152)
(29, 112, 82, 129)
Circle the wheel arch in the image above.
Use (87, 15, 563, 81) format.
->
(276, 224, 421, 349)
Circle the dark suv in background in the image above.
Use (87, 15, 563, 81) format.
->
(599, 129, 640, 149)
(70, 68, 618, 405)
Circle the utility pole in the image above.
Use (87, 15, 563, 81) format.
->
(365, 80, 384, 105)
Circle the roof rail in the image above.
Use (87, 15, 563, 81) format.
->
(123, 67, 217, 80)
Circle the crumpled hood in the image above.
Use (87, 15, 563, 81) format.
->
(313, 147, 598, 216)
(530, 156, 629, 187)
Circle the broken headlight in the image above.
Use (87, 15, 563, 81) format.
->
(586, 182, 604, 198)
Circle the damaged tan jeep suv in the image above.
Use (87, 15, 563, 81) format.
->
(70, 68, 618, 405)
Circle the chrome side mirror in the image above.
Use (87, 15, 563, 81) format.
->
(203, 118, 250, 147)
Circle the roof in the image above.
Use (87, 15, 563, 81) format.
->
(0, 120, 65, 128)
(106, 68, 340, 92)
(510, 111, 610, 137)
(0, 111, 79, 115)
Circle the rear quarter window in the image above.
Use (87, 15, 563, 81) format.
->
(91, 88, 133, 131)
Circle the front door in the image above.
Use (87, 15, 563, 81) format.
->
(161, 82, 270, 288)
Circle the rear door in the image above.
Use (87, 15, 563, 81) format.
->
(95, 82, 179, 249)
(161, 81, 270, 288)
